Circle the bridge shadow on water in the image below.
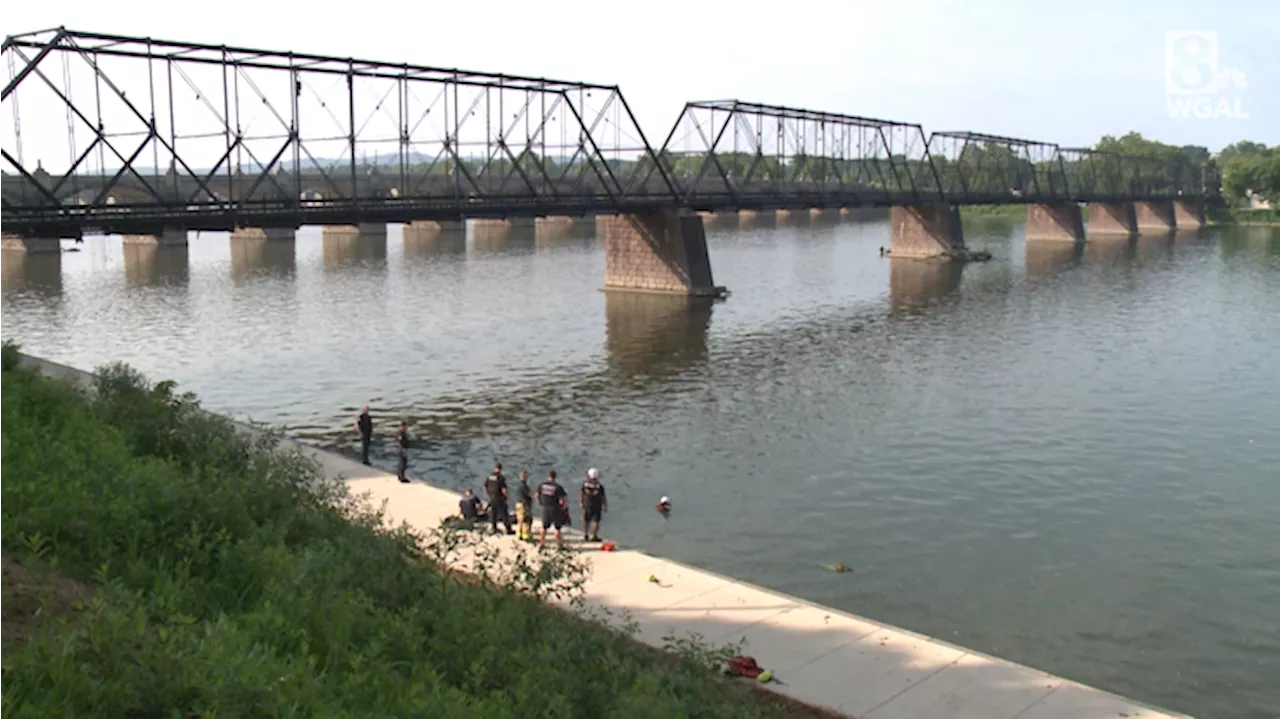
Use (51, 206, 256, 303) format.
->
(124, 244, 189, 287)
(2, 251, 63, 298)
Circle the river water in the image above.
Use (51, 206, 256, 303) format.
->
(3, 214, 1278, 718)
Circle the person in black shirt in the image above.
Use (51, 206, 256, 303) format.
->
(515, 468, 534, 541)
(579, 467, 608, 542)
(355, 405, 374, 465)
(483, 462, 514, 536)
(395, 421, 410, 483)
(537, 470, 568, 550)
(459, 489, 482, 522)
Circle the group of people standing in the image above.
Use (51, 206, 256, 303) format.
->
(463, 463, 608, 550)
(355, 407, 607, 550)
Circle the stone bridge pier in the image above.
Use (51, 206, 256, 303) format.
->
(229, 227, 297, 278)
(737, 209, 777, 230)
(322, 223, 388, 267)
(471, 217, 536, 253)
(1, 235, 62, 254)
(1135, 201, 1177, 234)
(889, 204, 966, 259)
(404, 220, 465, 258)
(601, 210, 721, 297)
(1026, 202, 1085, 242)
(1174, 199, 1206, 229)
(122, 227, 188, 246)
(1087, 202, 1137, 235)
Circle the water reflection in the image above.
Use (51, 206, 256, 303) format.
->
(1, 251, 63, 297)
(888, 259, 964, 315)
(322, 232, 387, 270)
(403, 225, 467, 259)
(1025, 240, 1085, 279)
(1133, 232, 1176, 263)
(604, 291, 714, 378)
(471, 219, 536, 256)
(123, 244, 189, 286)
(230, 238, 296, 282)
(1082, 236, 1135, 267)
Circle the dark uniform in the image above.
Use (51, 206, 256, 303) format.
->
(538, 478, 567, 530)
(357, 410, 373, 465)
(484, 470, 512, 534)
(459, 493, 482, 521)
(581, 477, 606, 524)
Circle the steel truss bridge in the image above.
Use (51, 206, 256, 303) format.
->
(2, 28, 1220, 238)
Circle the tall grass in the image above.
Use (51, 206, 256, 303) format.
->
(1, 343, 776, 718)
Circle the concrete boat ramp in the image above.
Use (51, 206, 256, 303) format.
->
(307, 448, 1189, 719)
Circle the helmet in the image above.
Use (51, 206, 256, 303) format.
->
(587, 468, 600, 480)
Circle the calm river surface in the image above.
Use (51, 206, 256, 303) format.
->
(3, 214, 1278, 718)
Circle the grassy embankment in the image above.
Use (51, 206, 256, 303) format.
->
(0, 344, 827, 718)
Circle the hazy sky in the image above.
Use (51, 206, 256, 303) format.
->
(2, 0, 1276, 168)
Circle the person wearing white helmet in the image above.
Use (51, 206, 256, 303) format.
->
(579, 467, 608, 542)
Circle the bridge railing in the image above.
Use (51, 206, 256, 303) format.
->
(1, 27, 682, 224)
(649, 100, 943, 208)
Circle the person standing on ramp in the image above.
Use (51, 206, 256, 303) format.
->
(355, 405, 374, 465)
(515, 468, 534, 541)
(537, 470, 568, 550)
(484, 462, 514, 536)
(396, 421, 410, 483)
(579, 468, 608, 542)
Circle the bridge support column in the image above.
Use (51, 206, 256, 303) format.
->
(602, 210, 722, 297)
(230, 227, 296, 243)
(321, 223, 387, 239)
(1135, 201, 1176, 234)
(1173, 199, 1206, 229)
(1026, 202, 1085, 242)
(1087, 202, 1137, 236)
(889, 204, 966, 259)
(534, 216, 581, 245)
(406, 219, 464, 234)
(776, 208, 810, 225)
(122, 227, 187, 246)
(1, 235, 61, 253)
(471, 217, 536, 251)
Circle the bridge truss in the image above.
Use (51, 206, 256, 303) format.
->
(651, 100, 942, 209)
(2, 27, 678, 234)
(2, 27, 1219, 237)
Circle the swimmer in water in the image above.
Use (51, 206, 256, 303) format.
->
(657, 496, 672, 517)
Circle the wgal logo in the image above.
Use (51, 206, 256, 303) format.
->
(1165, 31, 1248, 120)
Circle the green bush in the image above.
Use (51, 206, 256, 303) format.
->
(1, 348, 776, 718)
